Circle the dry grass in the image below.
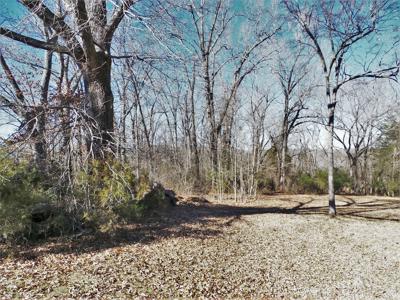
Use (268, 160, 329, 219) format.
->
(1, 194, 400, 299)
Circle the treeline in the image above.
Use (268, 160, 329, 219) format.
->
(0, 0, 399, 240)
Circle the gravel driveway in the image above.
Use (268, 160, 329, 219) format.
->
(1, 194, 400, 299)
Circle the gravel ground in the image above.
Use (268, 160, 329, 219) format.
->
(1, 194, 400, 299)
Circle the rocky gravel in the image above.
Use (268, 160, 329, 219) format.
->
(1, 194, 400, 299)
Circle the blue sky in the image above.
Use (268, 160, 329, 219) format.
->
(0, 0, 399, 142)
(0, 0, 26, 25)
(0, 1, 35, 138)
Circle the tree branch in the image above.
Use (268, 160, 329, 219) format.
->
(0, 27, 70, 53)
(74, 0, 96, 62)
(106, 0, 137, 43)
(335, 65, 399, 92)
(20, 0, 84, 59)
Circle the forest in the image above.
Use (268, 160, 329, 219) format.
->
(0, 0, 400, 298)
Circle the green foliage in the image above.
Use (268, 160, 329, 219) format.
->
(138, 183, 170, 214)
(0, 155, 160, 240)
(256, 174, 276, 194)
(136, 171, 151, 200)
(387, 179, 400, 196)
(81, 209, 118, 233)
(291, 168, 352, 194)
(74, 160, 150, 231)
(73, 160, 173, 230)
(29, 210, 74, 240)
(314, 169, 352, 193)
(293, 172, 319, 194)
(75, 159, 136, 209)
(0, 154, 62, 241)
(371, 119, 400, 196)
(333, 169, 352, 192)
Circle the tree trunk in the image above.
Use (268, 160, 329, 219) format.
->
(202, 55, 218, 173)
(279, 133, 288, 192)
(189, 89, 201, 184)
(279, 113, 289, 192)
(35, 45, 53, 170)
(250, 128, 260, 196)
(350, 158, 359, 194)
(119, 85, 127, 162)
(279, 84, 290, 192)
(210, 129, 219, 174)
(328, 97, 336, 216)
(221, 109, 234, 171)
(85, 52, 114, 158)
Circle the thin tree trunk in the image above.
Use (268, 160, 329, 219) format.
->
(279, 80, 290, 193)
(202, 56, 218, 173)
(279, 130, 288, 192)
(120, 85, 127, 162)
(221, 106, 234, 171)
(36, 40, 53, 170)
(328, 92, 336, 215)
(189, 84, 200, 183)
(210, 129, 219, 174)
(351, 158, 359, 194)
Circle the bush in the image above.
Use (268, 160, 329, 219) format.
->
(256, 175, 276, 194)
(386, 179, 400, 197)
(138, 182, 171, 213)
(0, 155, 65, 241)
(74, 160, 145, 231)
(0, 154, 175, 241)
(371, 175, 400, 197)
(291, 168, 352, 194)
(293, 172, 320, 194)
(74, 160, 136, 209)
(74, 160, 174, 231)
(333, 169, 352, 192)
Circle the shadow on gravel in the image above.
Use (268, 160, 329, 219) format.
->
(283, 197, 400, 222)
(180, 196, 400, 223)
(3, 196, 399, 260)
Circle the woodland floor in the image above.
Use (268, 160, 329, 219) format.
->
(1, 194, 400, 299)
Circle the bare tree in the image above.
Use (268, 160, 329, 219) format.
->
(284, 0, 399, 215)
(182, 63, 201, 186)
(0, 24, 54, 169)
(247, 84, 273, 196)
(0, 0, 136, 158)
(188, 0, 279, 174)
(334, 82, 394, 193)
(272, 45, 314, 192)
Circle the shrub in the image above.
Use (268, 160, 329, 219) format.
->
(291, 168, 352, 194)
(0, 155, 63, 241)
(74, 160, 173, 230)
(74, 160, 146, 231)
(294, 172, 320, 194)
(386, 179, 400, 197)
(315, 169, 352, 193)
(256, 175, 276, 194)
(0, 154, 174, 240)
(333, 168, 352, 193)
(74, 160, 136, 209)
(314, 170, 328, 192)
(138, 183, 170, 214)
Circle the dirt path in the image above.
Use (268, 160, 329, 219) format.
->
(1, 195, 400, 299)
